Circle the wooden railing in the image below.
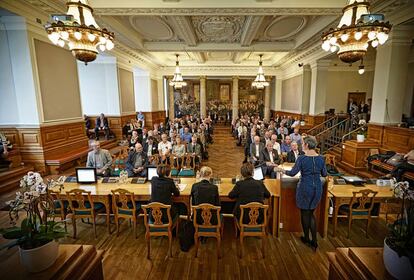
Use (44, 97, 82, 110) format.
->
(307, 115, 338, 136)
(316, 118, 351, 154)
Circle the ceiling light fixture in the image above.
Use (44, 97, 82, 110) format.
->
(358, 59, 365, 75)
(252, 54, 269, 90)
(321, 0, 391, 65)
(169, 54, 187, 90)
(44, 0, 115, 65)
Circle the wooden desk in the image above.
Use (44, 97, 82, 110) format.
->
(0, 244, 104, 280)
(53, 178, 281, 237)
(327, 247, 391, 279)
(329, 184, 394, 237)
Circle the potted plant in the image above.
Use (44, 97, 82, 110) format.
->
(0, 172, 66, 273)
(383, 181, 414, 279)
(356, 119, 367, 142)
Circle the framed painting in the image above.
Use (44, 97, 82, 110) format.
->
(219, 84, 230, 101)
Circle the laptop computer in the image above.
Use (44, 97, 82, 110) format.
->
(341, 175, 366, 186)
(147, 167, 158, 181)
(76, 168, 97, 184)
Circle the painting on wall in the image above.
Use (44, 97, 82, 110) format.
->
(194, 84, 200, 102)
(219, 84, 230, 101)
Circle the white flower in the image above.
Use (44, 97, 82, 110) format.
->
(358, 119, 366, 125)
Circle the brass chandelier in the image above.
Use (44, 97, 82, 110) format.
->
(321, 0, 391, 64)
(252, 54, 269, 89)
(45, 0, 115, 65)
(169, 54, 187, 90)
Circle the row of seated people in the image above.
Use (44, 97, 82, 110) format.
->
(84, 113, 112, 140)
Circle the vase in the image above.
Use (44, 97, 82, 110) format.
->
(383, 238, 414, 280)
(356, 134, 365, 142)
(19, 240, 59, 273)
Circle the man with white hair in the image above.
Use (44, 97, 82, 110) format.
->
(249, 135, 264, 166)
(260, 141, 282, 178)
(86, 140, 112, 176)
(125, 143, 147, 177)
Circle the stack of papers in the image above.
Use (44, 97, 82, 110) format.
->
(178, 184, 187, 191)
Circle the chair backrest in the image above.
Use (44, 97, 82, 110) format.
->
(350, 189, 378, 215)
(149, 155, 160, 166)
(142, 202, 172, 229)
(183, 153, 195, 169)
(239, 202, 269, 229)
(111, 188, 136, 215)
(192, 203, 221, 228)
(48, 189, 63, 210)
(325, 154, 336, 167)
(66, 189, 94, 213)
(169, 154, 181, 170)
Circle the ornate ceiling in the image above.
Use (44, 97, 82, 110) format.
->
(19, 0, 414, 72)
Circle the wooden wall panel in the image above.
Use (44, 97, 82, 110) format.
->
(143, 111, 166, 129)
(270, 110, 326, 131)
(88, 114, 136, 140)
(16, 128, 46, 173)
(367, 124, 414, 153)
(341, 140, 380, 172)
(367, 124, 384, 144)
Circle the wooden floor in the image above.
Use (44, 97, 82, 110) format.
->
(0, 124, 390, 279)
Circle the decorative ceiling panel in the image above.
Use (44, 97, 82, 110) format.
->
(191, 16, 246, 43)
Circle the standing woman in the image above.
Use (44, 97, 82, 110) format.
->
(277, 136, 327, 251)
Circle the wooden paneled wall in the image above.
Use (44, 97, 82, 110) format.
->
(142, 111, 166, 129)
(270, 110, 326, 131)
(367, 124, 414, 153)
(0, 121, 88, 174)
(87, 114, 136, 139)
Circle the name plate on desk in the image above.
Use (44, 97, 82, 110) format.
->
(102, 178, 118, 184)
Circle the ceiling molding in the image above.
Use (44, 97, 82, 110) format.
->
(232, 52, 245, 64)
(240, 16, 264, 46)
(264, 16, 307, 40)
(192, 16, 245, 43)
(168, 16, 198, 46)
(93, 8, 343, 16)
(192, 52, 206, 64)
(144, 41, 295, 51)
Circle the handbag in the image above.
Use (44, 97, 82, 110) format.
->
(178, 220, 195, 252)
(386, 153, 405, 167)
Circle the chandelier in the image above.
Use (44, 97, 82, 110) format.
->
(321, 0, 391, 64)
(44, 0, 115, 65)
(252, 54, 269, 89)
(169, 54, 187, 90)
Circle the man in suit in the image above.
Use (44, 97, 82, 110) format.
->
(187, 135, 202, 166)
(143, 136, 158, 165)
(191, 166, 220, 225)
(249, 136, 264, 166)
(95, 113, 110, 140)
(260, 141, 282, 178)
(287, 141, 304, 163)
(86, 140, 112, 176)
(125, 143, 147, 177)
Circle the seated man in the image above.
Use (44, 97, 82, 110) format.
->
(249, 135, 264, 166)
(144, 136, 158, 165)
(86, 141, 112, 176)
(129, 130, 139, 148)
(125, 143, 147, 177)
(137, 111, 145, 128)
(289, 128, 302, 146)
(0, 132, 12, 169)
(271, 134, 281, 154)
(158, 133, 172, 164)
(260, 141, 282, 178)
(187, 135, 202, 166)
(277, 123, 289, 139)
(181, 127, 192, 144)
(286, 141, 304, 163)
(95, 113, 110, 140)
(281, 135, 292, 154)
(191, 166, 220, 224)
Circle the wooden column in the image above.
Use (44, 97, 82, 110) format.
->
(232, 76, 239, 121)
(168, 77, 175, 121)
(200, 76, 206, 118)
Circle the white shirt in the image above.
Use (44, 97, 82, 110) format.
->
(158, 141, 172, 156)
(269, 150, 274, 163)
(255, 144, 260, 157)
(272, 142, 281, 154)
(294, 150, 299, 160)
(147, 144, 153, 157)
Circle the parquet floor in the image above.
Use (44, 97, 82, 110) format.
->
(0, 124, 390, 280)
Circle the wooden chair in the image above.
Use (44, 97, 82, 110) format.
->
(169, 154, 183, 177)
(66, 189, 106, 239)
(234, 202, 269, 258)
(48, 190, 68, 231)
(339, 189, 378, 238)
(148, 155, 160, 166)
(111, 189, 140, 238)
(192, 204, 222, 258)
(142, 202, 179, 259)
(178, 153, 196, 177)
(112, 147, 129, 176)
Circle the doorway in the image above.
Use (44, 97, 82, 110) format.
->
(347, 92, 366, 112)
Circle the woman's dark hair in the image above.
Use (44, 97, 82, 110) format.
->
(303, 136, 318, 150)
(157, 164, 171, 177)
(241, 162, 254, 178)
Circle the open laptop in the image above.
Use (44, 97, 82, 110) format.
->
(341, 175, 365, 186)
(76, 168, 97, 184)
(147, 167, 158, 181)
(253, 166, 264, 180)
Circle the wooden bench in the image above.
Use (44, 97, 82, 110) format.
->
(369, 159, 414, 181)
(45, 139, 117, 175)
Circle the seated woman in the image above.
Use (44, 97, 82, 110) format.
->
(228, 162, 271, 223)
(172, 136, 186, 168)
(150, 165, 180, 222)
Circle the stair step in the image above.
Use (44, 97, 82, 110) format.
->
(0, 165, 35, 195)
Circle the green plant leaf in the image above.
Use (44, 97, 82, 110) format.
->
(0, 227, 24, 239)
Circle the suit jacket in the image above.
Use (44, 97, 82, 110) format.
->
(228, 177, 271, 222)
(259, 148, 282, 165)
(150, 176, 180, 205)
(286, 150, 305, 163)
(86, 149, 112, 171)
(95, 117, 109, 128)
(187, 143, 201, 157)
(143, 142, 158, 157)
(191, 180, 220, 225)
(125, 151, 147, 173)
(249, 142, 265, 159)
